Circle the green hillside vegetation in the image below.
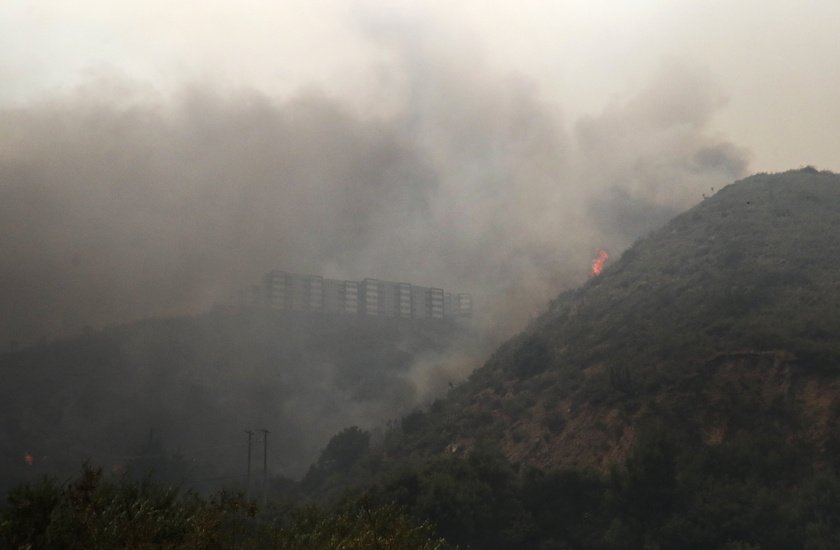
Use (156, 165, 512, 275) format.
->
(292, 169, 840, 549)
(0, 463, 451, 549)
(377, 168, 840, 468)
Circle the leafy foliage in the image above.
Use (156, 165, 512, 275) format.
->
(254, 497, 452, 550)
(1, 463, 229, 549)
(359, 425, 840, 549)
(0, 463, 450, 550)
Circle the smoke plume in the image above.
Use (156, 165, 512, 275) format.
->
(0, 27, 754, 480)
(0, 48, 749, 347)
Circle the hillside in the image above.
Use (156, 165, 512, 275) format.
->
(0, 308, 481, 494)
(7, 169, 840, 549)
(283, 169, 840, 549)
(366, 168, 840, 471)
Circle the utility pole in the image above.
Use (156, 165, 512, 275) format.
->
(260, 429, 270, 509)
(244, 430, 253, 503)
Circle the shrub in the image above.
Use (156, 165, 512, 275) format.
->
(543, 411, 567, 434)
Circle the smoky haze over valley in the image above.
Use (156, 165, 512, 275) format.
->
(2, 1, 838, 351)
(6, 6, 840, 548)
(0, 55, 748, 480)
(2, 0, 837, 489)
(0, 56, 748, 348)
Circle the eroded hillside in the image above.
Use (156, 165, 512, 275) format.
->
(373, 168, 840, 472)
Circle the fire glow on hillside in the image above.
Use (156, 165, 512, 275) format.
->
(590, 249, 609, 277)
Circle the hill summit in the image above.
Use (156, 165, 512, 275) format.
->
(377, 168, 840, 472)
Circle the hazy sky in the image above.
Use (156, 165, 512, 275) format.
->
(3, 0, 838, 172)
(0, 0, 837, 344)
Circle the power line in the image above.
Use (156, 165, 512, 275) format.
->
(260, 429, 270, 509)
(244, 430, 253, 503)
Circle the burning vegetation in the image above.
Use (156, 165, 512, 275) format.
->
(589, 248, 609, 277)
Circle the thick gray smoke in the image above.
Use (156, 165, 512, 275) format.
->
(0, 36, 752, 481)
(0, 51, 748, 349)
(578, 61, 751, 250)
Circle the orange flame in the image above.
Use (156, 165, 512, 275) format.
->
(590, 249, 609, 277)
(24, 452, 34, 466)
